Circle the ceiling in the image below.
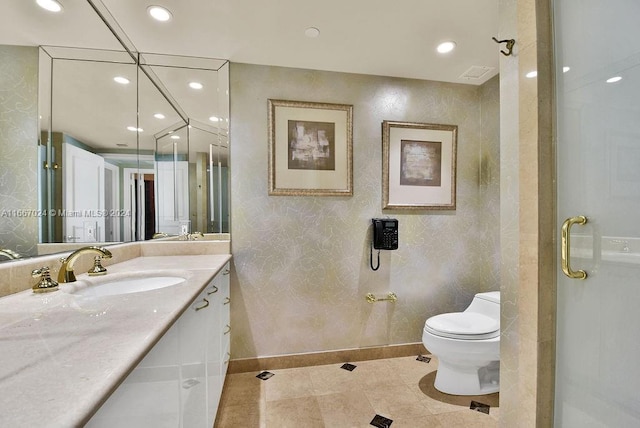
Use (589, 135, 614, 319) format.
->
(0, 0, 499, 85)
(0, 0, 499, 154)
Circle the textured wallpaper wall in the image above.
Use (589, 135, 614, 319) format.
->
(0, 45, 38, 258)
(230, 63, 500, 359)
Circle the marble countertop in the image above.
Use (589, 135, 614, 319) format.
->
(0, 254, 231, 427)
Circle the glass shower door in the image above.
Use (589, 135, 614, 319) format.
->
(554, 1, 640, 426)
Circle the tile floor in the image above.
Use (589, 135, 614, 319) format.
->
(215, 354, 499, 427)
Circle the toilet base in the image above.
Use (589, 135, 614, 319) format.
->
(434, 360, 500, 396)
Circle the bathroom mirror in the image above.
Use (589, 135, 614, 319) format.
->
(38, 48, 229, 245)
(0, 0, 230, 262)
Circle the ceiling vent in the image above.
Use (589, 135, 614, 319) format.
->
(459, 66, 494, 80)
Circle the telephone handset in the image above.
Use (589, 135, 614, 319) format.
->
(370, 218, 398, 270)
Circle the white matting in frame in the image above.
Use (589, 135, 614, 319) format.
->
(382, 121, 457, 210)
(268, 99, 353, 196)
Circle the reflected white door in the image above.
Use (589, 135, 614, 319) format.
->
(554, 1, 640, 426)
(103, 162, 120, 242)
(63, 143, 105, 242)
(155, 161, 189, 235)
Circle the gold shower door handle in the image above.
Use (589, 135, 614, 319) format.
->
(561, 215, 588, 279)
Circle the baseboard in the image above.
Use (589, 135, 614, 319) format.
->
(227, 342, 428, 374)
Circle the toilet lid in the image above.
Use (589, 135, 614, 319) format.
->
(425, 312, 500, 340)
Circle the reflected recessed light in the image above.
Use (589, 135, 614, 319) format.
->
(127, 126, 143, 132)
(113, 76, 130, 85)
(147, 5, 172, 22)
(209, 116, 220, 122)
(526, 70, 538, 78)
(563, 66, 570, 73)
(304, 27, 320, 38)
(36, 0, 63, 12)
(170, 135, 180, 140)
(436, 41, 456, 54)
(189, 81, 203, 90)
(154, 113, 165, 119)
(606, 76, 622, 83)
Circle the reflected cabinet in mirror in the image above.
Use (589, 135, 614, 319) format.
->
(0, 1, 229, 263)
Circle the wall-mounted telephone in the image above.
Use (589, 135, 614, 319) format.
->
(370, 218, 398, 270)
(372, 218, 399, 250)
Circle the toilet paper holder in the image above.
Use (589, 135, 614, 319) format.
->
(366, 292, 397, 303)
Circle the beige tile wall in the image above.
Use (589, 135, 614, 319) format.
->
(498, 0, 555, 426)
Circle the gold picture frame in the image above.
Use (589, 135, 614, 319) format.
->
(382, 121, 457, 210)
(268, 99, 353, 196)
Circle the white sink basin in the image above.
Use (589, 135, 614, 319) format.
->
(71, 276, 186, 297)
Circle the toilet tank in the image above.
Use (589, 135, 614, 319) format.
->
(464, 291, 500, 320)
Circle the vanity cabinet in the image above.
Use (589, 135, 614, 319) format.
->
(87, 262, 231, 427)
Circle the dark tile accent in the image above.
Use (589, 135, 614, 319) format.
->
(416, 355, 431, 363)
(370, 414, 393, 427)
(340, 363, 357, 371)
(470, 400, 490, 414)
(256, 371, 274, 380)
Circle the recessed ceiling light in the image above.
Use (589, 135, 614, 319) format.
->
(170, 135, 180, 140)
(436, 41, 456, 54)
(209, 116, 220, 122)
(36, 0, 63, 12)
(127, 126, 143, 132)
(606, 76, 622, 83)
(526, 70, 538, 78)
(147, 5, 172, 22)
(563, 66, 570, 73)
(154, 113, 165, 119)
(189, 82, 203, 90)
(304, 27, 320, 38)
(113, 76, 130, 85)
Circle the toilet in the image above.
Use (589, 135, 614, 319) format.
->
(422, 291, 500, 395)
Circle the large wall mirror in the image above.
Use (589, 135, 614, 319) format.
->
(0, 0, 230, 263)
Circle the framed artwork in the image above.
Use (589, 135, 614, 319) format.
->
(382, 121, 458, 210)
(268, 99, 353, 196)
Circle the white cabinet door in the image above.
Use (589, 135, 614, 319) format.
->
(179, 293, 209, 428)
(206, 262, 230, 421)
(219, 263, 231, 382)
(86, 266, 229, 428)
(86, 326, 181, 427)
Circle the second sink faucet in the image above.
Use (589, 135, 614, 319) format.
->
(58, 246, 113, 283)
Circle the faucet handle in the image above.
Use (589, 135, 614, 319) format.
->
(31, 267, 59, 293)
(87, 255, 108, 276)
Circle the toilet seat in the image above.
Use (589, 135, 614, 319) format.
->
(425, 312, 499, 340)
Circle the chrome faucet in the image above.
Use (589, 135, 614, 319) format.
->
(58, 246, 113, 283)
